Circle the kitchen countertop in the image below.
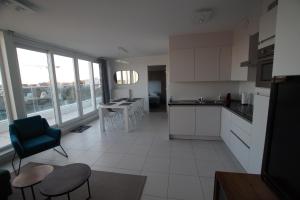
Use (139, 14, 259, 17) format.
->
(168, 100, 253, 123)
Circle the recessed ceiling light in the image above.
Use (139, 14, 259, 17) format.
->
(193, 8, 214, 24)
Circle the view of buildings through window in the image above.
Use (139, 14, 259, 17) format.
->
(54, 54, 79, 122)
(0, 50, 10, 149)
(78, 59, 93, 114)
(17, 48, 56, 125)
(93, 63, 102, 105)
(0, 47, 103, 149)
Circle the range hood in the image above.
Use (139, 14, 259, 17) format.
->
(240, 32, 259, 67)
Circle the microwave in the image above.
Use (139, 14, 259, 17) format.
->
(256, 44, 274, 88)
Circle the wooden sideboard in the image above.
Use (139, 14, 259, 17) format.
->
(214, 171, 279, 200)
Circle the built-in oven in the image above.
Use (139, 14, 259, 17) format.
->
(256, 44, 274, 88)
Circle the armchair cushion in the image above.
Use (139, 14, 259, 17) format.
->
(22, 135, 58, 157)
(13, 116, 44, 141)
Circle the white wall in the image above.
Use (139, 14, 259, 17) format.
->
(110, 55, 168, 112)
(273, 0, 300, 76)
(169, 82, 240, 100)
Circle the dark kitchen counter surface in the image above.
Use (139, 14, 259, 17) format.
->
(168, 100, 253, 123)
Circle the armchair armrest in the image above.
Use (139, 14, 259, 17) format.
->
(42, 118, 61, 140)
(9, 125, 24, 156)
(45, 127, 61, 141)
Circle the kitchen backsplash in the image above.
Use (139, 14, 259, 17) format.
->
(169, 82, 240, 101)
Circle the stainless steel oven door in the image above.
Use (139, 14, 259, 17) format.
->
(256, 56, 273, 88)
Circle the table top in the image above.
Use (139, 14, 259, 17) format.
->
(99, 98, 143, 109)
(12, 165, 54, 188)
(39, 163, 91, 196)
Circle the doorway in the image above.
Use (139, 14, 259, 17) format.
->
(148, 65, 166, 112)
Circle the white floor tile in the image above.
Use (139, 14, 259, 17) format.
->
(170, 158, 198, 176)
(143, 157, 170, 174)
(118, 155, 146, 171)
(142, 172, 169, 197)
(168, 175, 204, 200)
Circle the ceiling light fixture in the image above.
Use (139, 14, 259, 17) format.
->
(0, 0, 37, 13)
(193, 8, 214, 24)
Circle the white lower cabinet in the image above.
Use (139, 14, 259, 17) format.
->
(220, 108, 232, 146)
(169, 106, 196, 135)
(169, 106, 220, 138)
(196, 106, 221, 137)
(229, 130, 250, 171)
(248, 90, 270, 174)
(220, 108, 252, 172)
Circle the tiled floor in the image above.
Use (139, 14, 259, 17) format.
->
(1, 112, 244, 200)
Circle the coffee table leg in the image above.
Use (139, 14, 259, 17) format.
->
(68, 193, 70, 200)
(30, 186, 36, 200)
(21, 188, 26, 200)
(87, 179, 91, 199)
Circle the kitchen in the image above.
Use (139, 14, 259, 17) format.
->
(168, 0, 276, 174)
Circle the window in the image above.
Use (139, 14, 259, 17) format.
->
(78, 59, 93, 114)
(113, 70, 139, 85)
(16, 48, 56, 125)
(53, 54, 79, 122)
(0, 46, 10, 149)
(92, 63, 102, 105)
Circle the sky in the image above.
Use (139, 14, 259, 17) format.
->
(17, 48, 92, 85)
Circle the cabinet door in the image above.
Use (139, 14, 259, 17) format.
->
(195, 106, 221, 136)
(259, 7, 277, 48)
(219, 46, 232, 81)
(170, 48, 195, 82)
(169, 106, 195, 135)
(231, 22, 250, 81)
(220, 108, 232, 146)
(248, 93, 270, 174)
(195, 48, 220, 81)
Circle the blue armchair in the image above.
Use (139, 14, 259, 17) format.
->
(9, 115, 68, 175)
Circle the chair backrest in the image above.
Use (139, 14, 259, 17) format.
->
(112, 88, 129, 99)
(12, 115, 45, 141)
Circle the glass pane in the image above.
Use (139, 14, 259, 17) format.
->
(132, 71, 139, 83)
(0, 48, 9, 149)
(122, 70, 130, 84)
(116, 71, 122, 84)
(54, 54, 79, 122)
(78, 59, 93, 114)
(16, 48, 56, 125)
(93, 63, 102, 105)
(114, 70, 139, 85)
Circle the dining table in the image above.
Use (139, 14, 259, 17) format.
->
(98, 98, 143, 133)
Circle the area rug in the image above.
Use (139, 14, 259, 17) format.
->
(70, 125, 91, 133)
(9, 162, 147, 200)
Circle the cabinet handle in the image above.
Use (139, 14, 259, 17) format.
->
(256, 92, 270, 97)
(259, 35, 275, 45)
(230, 130, 250, 149)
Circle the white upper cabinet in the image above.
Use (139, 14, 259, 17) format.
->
(195, 47, 220, 81)
(259, 7, 277, 49)
(169, 32, 233, 82)
(219, 46, 232, 81)
(170, 48, 195, 82)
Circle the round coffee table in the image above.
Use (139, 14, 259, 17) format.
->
(12, 165, 54, 200)
(39, 163, 91, 200)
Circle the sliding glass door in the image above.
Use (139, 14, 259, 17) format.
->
(92, 63, 102, 105)
(16, 48, 56, 125)
(0, 47, 10, 149)
(78, 59, 94, 114)
(53, 54, 79, 122)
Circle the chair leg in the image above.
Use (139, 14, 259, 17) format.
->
(11, 152, 22, 176)
(53, 145, 68, 158)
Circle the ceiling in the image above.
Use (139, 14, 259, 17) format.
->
(0, 0, 261, 58)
